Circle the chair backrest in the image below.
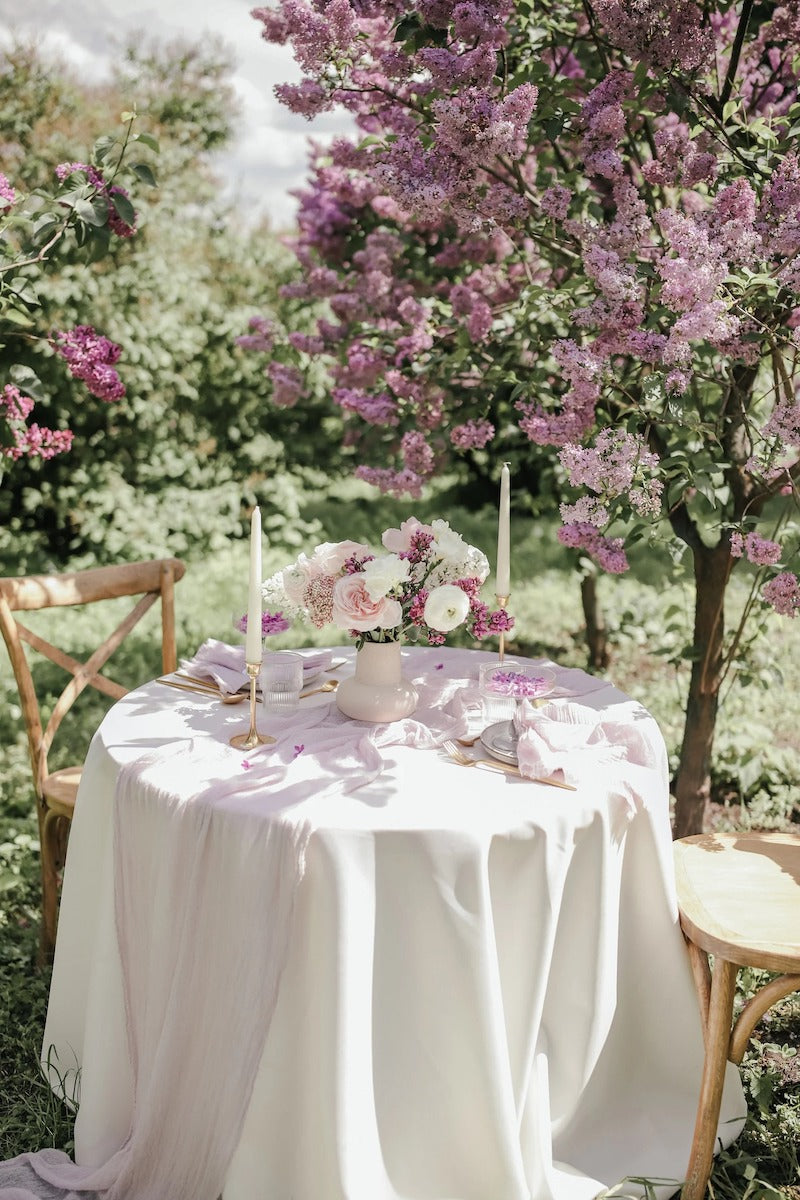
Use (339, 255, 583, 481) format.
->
(0, 557, 185, 797)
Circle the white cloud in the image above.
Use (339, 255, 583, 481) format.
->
(0, 0, 354, 229)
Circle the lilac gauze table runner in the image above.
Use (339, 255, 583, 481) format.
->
(0, 658, 657, 1199)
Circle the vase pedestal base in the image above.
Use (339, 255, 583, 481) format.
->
(336, 641, 418, 723)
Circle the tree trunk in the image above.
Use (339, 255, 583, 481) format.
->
(580, 572, 610, 670)
(672, 542, 732, 838)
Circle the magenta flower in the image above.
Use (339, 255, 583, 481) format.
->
(236, 610, 291, 639)
(52, 325, 125, 402)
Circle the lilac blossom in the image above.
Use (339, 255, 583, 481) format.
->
(0, 173, 15, 206)
(762, 572, 800, 616)
(52, 326, 125, 402)
(729, 532, 782, 566)
(1, 385, 74, 461)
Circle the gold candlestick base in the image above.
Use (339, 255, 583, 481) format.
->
(495, 594, 510, 664)
(230, 661, 276, 749)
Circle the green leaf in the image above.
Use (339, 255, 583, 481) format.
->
(8, 365, 46, 401)
(110, 190, 135, 225)
(1, 307, 34, 328)
(132, 132, 159, 153)
(8, 277, 38, 307)
(73, 198, 106, 226)
(84, 227, 111, 264)
(131, 163, 157, 188)
(393, 12, 420, 42)
(31, 213, 60, 245)
(92, 134, 117, 163)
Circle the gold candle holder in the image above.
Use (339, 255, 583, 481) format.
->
(495, 594, 510, 663)
(229, 661, 275, 750)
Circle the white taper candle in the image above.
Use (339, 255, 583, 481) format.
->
(496, 462, 511, 597)
(245, 506, 263, 664)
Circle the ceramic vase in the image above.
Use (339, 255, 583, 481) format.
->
(335, 640, 418, 722)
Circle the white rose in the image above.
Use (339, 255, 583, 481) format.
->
(423, 584, 470, 633)
(362, 553, 411, 601)
(430, 519, 468, 562)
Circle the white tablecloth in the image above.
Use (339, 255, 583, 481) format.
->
(37, 645, 744, 1200)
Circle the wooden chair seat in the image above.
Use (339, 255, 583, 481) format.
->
(41, 766, 82, 817)
(0, 557, 185, 959)
(674, 831, 800, 1200)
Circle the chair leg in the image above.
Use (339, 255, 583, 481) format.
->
(681, 955, 738, 1200)
(38, 807, 66, 963)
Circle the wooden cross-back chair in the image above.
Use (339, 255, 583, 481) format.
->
(674, 831, 800, 1200)
(0, 557, 185, 958)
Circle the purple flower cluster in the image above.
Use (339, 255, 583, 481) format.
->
(762, 572, 800, 617)
(450, 419, 495, 450)
(52, 326, 125, 402)
(557, 522, 629, 574)
(236, 610, 292, 638)
(0, 172, 15, 206)
(254, 0, 800, 605)
(560, 429, 663, 522)
(1, 385, 74, 461)
(485, 670, 551, 698)
(729, 532, 782, 566)
(236, 315, 276, 352)
(268, 362, 304, 408)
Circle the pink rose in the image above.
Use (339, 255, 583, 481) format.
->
(381, 517, 433, 554)
(282, 540, 369, 606)
(312, 540, 370, 575)
(332, 574, 403, 632)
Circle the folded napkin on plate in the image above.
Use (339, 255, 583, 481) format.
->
(512, 698, 628, 788)
(181, 639, 333, 694)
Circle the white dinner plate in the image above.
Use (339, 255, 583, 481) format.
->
(480, 720, 520, 765)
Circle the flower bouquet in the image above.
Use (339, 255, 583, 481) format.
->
(262, 516, 513, 721)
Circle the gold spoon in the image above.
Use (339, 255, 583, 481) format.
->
(300, 678, 339, 700)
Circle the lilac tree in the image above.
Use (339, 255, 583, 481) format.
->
(0, 106, 153, 477)
(250, 0, 800, 834)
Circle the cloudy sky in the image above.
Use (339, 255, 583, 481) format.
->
(0, 0, 351, 228)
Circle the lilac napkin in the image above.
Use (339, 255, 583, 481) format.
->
(181, 640, 332, 694)
(512, 698, 626, 787)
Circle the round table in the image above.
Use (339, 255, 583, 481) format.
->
(41, 645, 745, 1200)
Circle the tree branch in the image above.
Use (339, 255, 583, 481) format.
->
(719, 0, 755, 110)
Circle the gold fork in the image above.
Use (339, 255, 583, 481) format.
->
(156, 677, 247, 704)
(441, 740, 577, 791)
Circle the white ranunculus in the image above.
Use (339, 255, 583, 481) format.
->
(430, 519, 468, 562)
(424, 584, 470, 633)
(362, 553, 411, 601)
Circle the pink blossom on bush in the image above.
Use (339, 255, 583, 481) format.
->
(557, 521, 629, 573)
(0, 172, 15, 206)
(52, 325, 125, 402)
(729, 531, 782, 566)
(450, 419, 495, 450)
(1, 385, 74, 461)
(401, 430, 435, 477)
(236, 315, 276, 352)
(268, 361, 304, 407)
(762, 571, 800, 616)
(560, 428, 662, 517)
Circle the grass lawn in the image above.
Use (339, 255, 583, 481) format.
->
(1, 481, 798, 1196)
